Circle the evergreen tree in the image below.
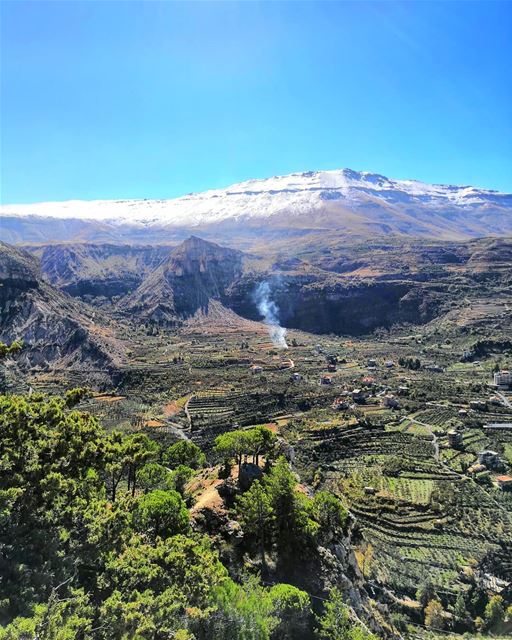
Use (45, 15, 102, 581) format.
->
(484, 595, 505, 631)
(416, 579, 436, 608)
(316, 588, 376, 640)
(165, 440, 206, 470)
(453, 592, 469, 627)
(134, 489, 189, 540)
(264, 457, 318, 555)
(237, 480, 274, 571)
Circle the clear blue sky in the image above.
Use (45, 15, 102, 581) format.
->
(1, 0, 511, 204)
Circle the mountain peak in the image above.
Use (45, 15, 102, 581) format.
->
(180, 235, 217, 249)
(171, 235, 241, 258)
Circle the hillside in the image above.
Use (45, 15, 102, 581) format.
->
(117, 235, 511, 337)
(0, 241, 126, 370)
(1, 234, 511, 638)
(13, 235, 511, 339)
(25, 242, 172, 299)
(2, 169, 511, 245)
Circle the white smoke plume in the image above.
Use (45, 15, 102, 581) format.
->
(254, 281, 288, 349)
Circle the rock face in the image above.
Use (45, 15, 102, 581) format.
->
(227, 274, 446, 336)
(0, 242, 124, 369)
(191, 470, 388, 637)
(121, 236, 244, 324)
(110, 235, 452, 334)
(112, 234, 512, 335)
(25, 242, 172, 300)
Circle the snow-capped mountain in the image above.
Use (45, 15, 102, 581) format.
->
(1, 169, 511, 244)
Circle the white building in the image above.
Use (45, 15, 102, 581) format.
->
(494, 370, 511, 389)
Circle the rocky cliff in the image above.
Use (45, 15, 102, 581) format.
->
(0, 242, 125, 369)
(227, 273, 447, 336)
(3, 235, 510, 353)
(121, 236, 244, 323)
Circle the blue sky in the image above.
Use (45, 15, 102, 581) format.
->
(1, 0, 511, 204)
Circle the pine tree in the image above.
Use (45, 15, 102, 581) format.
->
(237, 480, 274, 572)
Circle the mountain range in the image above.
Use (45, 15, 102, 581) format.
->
(1, 167, 511, 372)
(2, 233, 511, 371)
(2, 169, 511, 245)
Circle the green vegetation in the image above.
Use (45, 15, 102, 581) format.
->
(235, 455, 348, 571)
(3, 246, 512, 639)
(214, 426, 277, 476)
(165, 440, 206, 469)
(0, 392, 362, 639)
(0, 340, 22, 360)
(316, 588, 377, 640)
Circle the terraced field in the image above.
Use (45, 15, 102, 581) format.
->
(187, 387, 281, 431)
(413, 406, 460, 426)
(186, 388, 237, 429)
(295, 420, 512, 600)
(76, 395, 156, 430)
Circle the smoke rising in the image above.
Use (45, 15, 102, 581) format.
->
(254, 281, 288, 349)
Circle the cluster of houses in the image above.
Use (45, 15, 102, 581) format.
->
(329, 385, 400, 410)
(464, 450, 512, 490)
(319, 355, 409, 410)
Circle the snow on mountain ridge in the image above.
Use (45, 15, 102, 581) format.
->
(1, 169, 509, 229)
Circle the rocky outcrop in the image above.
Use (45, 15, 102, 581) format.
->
(5, 235, 509, 346)
(121, 236, 244, 323)
(111, 236, 451, 334)
(190, 469, 391, 637)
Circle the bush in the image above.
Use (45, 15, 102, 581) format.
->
(317, 588, 377, 640)
(424, 599, 444, 629)
(312, 491, 348, 535)
(484, 595, 505, 630)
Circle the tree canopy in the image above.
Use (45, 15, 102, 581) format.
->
(0, 392, 367, 640)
